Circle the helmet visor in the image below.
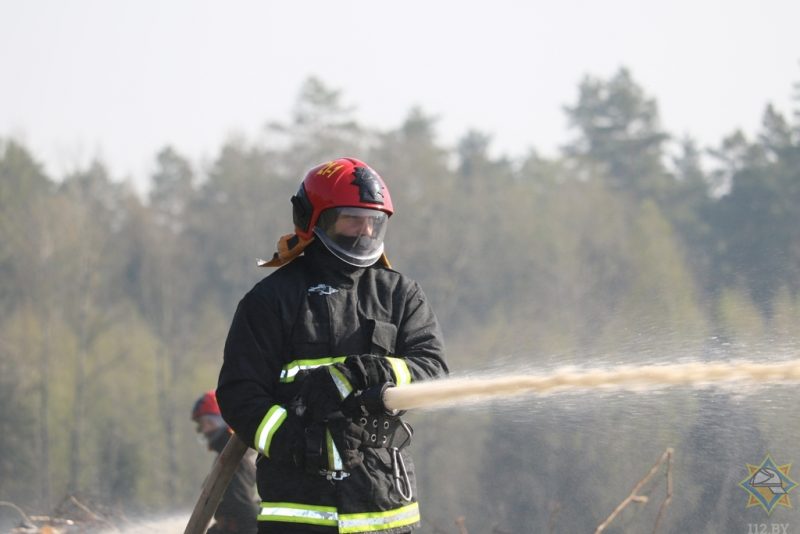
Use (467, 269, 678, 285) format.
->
(314, 207, 388, 267)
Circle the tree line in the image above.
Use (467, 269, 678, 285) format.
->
(1, 68, 799, 532)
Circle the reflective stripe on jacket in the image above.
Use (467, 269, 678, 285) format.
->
(258, 501, 419, 533)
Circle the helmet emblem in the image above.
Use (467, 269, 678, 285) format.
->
(351, 167, 384, 205)
(317, 161, 344, 178)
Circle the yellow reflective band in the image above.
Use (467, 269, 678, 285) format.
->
(326, 428, 343, 471)
(329, 366, 354, 399)
(255, 405, 286, 457)
(279, 356, 348, 383)
(258, 502, 338, 526)
(339, 502, 420, 533)
(386, 357, 412, 386)
(257, 502, 419, 532)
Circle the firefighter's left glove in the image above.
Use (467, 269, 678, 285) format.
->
(298, 367, 350, 423)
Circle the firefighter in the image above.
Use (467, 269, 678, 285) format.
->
(192, 390, 258, 534)
(217, 157, 448, 533)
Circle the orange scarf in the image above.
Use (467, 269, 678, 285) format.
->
(258, 233, 314, 267)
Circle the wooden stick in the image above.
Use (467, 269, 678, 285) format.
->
(594, 448, 674, 534)
(0, 501, 33, 526)
(184, 433, 249, 534)
(651, 449, 674, 534)
(68, 495, 117, 530)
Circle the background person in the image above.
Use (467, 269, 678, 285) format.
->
(192, 390, 258, 534)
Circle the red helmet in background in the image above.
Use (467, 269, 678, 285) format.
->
(191, 390, 221, 421)
(292, 158, 394, 267)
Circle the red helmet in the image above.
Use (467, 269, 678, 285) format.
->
(191, 390, 221, 421)
(292, 158, 394, 267)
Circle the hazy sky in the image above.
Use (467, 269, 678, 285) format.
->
(1, 0, 798, 191)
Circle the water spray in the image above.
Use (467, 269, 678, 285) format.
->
(185, 358, 800, 534)
(383, 359, 800, 412)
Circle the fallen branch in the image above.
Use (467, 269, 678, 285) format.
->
(594, 447, 674, 534)
(0, 501, 33, 528)
(68, 495, 100, 522)
(651, 448, 674, 534)
(67, 495, 118, 531)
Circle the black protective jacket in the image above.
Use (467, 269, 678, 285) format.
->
(217, 242, 448, 534)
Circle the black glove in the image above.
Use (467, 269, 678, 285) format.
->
(297, 367, 346, 423)
(342, 382, 398, 417)
(342, 354, 394, 390)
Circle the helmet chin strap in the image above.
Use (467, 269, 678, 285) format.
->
(334, 233, 372, 254)
(352, 233, 364, 250)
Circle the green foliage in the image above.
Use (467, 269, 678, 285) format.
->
(598, 199, 708, 354)
(267, 76, 365, 168)
(716, 288, 767, 344)
(0, 312, 39, 504)
(705, 106, 800, 312)
(564, 68, 671, 198)
(0, 141, 52, 315)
